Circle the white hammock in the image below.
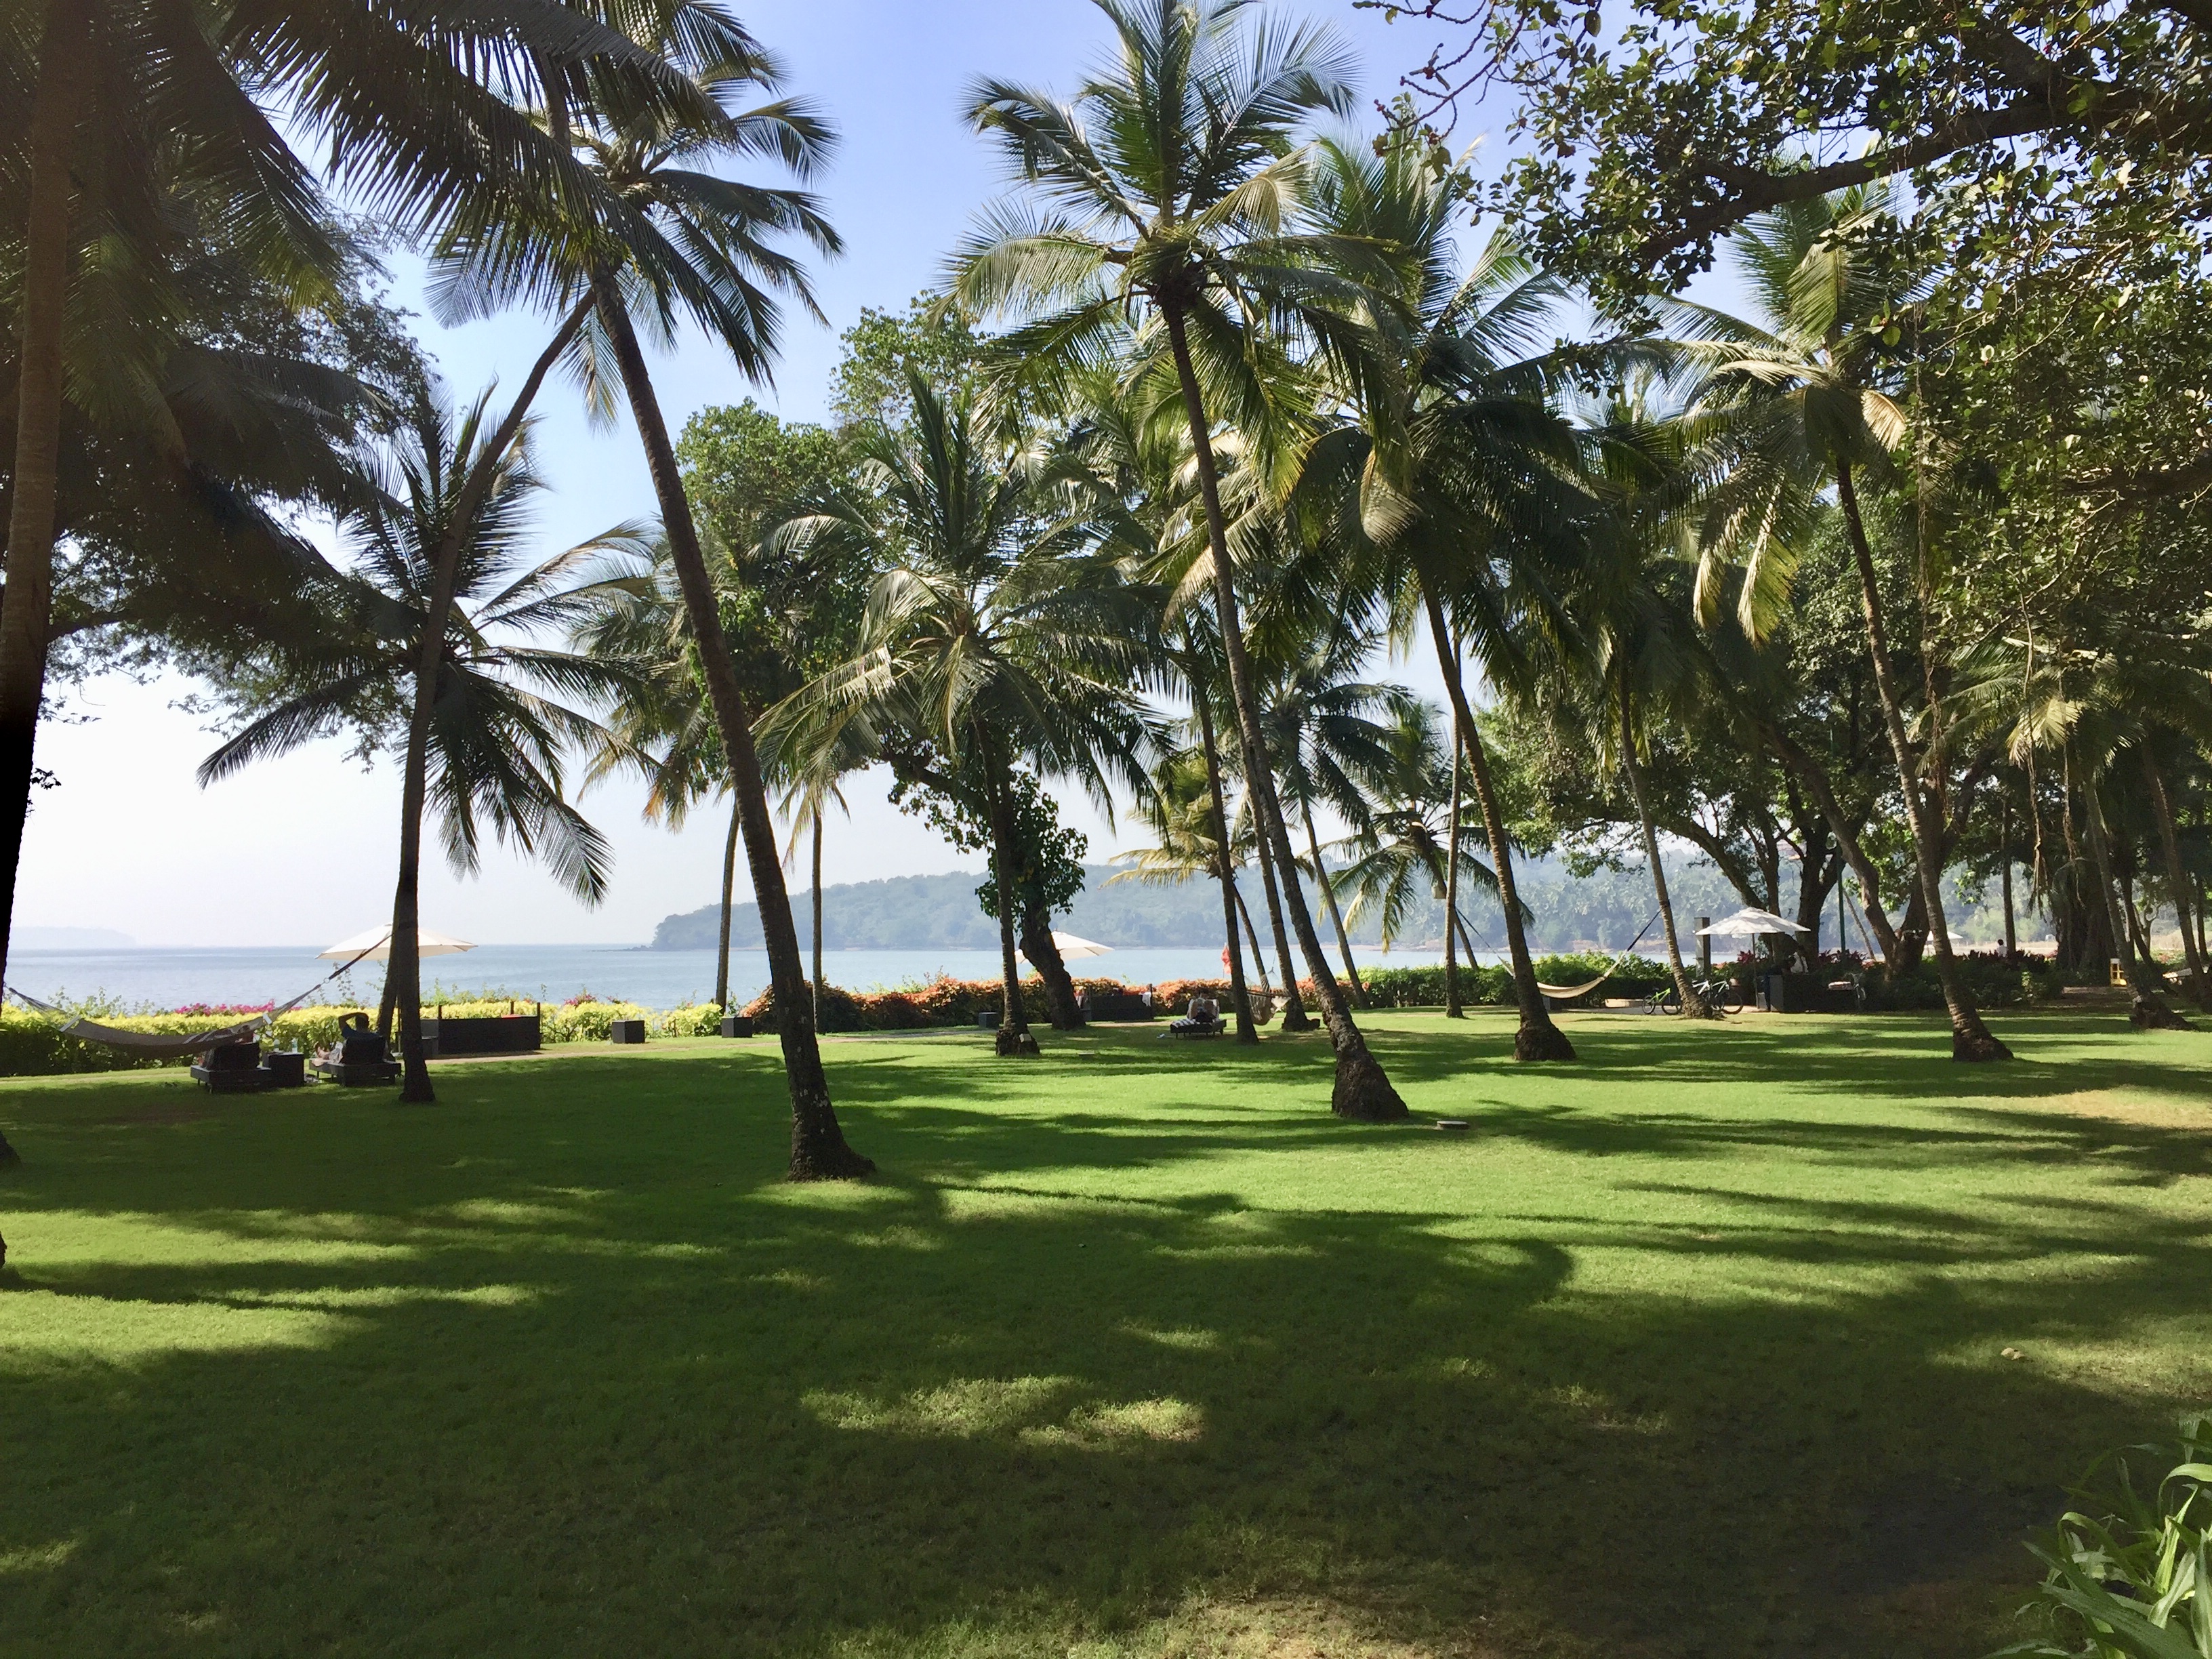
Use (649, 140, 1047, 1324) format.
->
(1535, 913, 1661, 1003)
(5, 937, 383, 1060)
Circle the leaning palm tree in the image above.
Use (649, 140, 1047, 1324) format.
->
(1675, 185, 2010, 1061)
(430, 14, 873, 1175)
(945, 0, 1406, 1120)
(0, 0, 720, 994)
(763, 376, 1161, 1057)
(197, 384, 646, 1097)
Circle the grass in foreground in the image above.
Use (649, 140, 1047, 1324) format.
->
(1, 1009, 2208, 1658)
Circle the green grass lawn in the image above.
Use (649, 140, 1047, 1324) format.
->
(2, 1009, 2208, 1658)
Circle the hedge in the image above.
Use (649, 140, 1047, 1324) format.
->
(0, 998, 732, 1078)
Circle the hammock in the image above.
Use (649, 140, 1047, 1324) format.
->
(1536, 912, 1660, 1002)
(4, 937, 385, 1059)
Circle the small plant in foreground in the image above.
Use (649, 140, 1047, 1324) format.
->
(2002, 1414, 2211, 1657)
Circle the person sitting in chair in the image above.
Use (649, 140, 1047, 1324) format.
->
(1167, 993, 1223, 1038)
(318, 1012, 386, 1067)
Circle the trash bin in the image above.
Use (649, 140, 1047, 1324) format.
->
(719, 1014, 754, 1038)
(977, 1010, 999, 1030)
(609, 1018, 647, 1044)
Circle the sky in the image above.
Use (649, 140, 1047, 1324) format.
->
(16, 0, 1486, 950)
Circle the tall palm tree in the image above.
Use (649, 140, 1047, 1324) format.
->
(0, 0, 715, 994)
(1250, 615, 1419, 1005)
(1677, 186, 2011, 1061)
(431, 12, 872, 1174)
(1330, 703, 1500, 958)
(1293, 140, 1598, 1060)
(763, 376, 1161, 1057)
(197, 384, 642, 1096)
(948, 0, 1406, 1119)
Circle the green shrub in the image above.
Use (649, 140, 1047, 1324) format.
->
(2005, 1414, 2209, 1656)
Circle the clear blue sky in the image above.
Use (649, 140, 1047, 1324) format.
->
(19, 0, 1492, 950)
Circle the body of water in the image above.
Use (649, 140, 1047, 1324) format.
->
(7, 943, 1477, 1014)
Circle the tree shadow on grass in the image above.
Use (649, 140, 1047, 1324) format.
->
(0, 1041, 2206, 1657)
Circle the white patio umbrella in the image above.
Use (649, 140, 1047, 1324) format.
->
(1696, 907, 1810, 939)
(320, 926, 476, 964)
(1045, 930, 1113, 960)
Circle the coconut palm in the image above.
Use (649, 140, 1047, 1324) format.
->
(0, 0, 721, 994)
(196, 384, 645, 1096)
(1675, 185, 2011, 1061)
(1292, 137, 1601, 1060)
(1249, 614, 1420, 1006)
(945, 0, 1407, 1119)
(1330, 704, 1500, 958)
(763, 375, 1162, 1057)
(426, 13, 873, 1174)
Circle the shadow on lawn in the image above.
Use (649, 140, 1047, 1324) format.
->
(0, 1034, 2205, 1658)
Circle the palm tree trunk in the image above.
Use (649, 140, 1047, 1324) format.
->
(1423, 590, 1574, 1060)
(1248, 792, 1312, 1029)
(594, 285, 872, 1176)
(1834, 462, 2010, 1061)
(2000, 795, 2018, 960)
(985, 752, 1038, 1056)
(2145, 756, 2209, 1010)
(811, 811, 825, 1017)
(1303, 800, 1366, 1008)
(384, 296, 595, 1103)
(2081, 772, 2189, 1028)
(1443, 702, 1465, 1019)
(1162, 308, 1401, 1119)
(1234, 884, 1274, 1000)
(0, 1, 91, 1003)
(715, 794, 740, 1011)
(1189, 647, 1258, 1042)
(1621, 692, 1715, 1018)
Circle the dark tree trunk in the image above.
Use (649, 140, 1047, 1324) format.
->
(2146, 758, 2209, 1009)
(2082, 777, 2190, 1028)
(1190, 663, 1258, 1042)
(596, 286, 872, 1176)
(1303, 800, 1367, 1008)
(1425, 592, 1574, 1060)
(984, 753, 1039, 1056)
(0, 0, 91, 1001)
(2000, 796, 2018, 961)
(1164, 309, 1400, 1115)
(1250, 791, 1313, 1030)
(1622, 693, 1715, 1018)
(811, 812, 825, 1017)
(715, 795, 739, 1011)
(1443, 699, 1465, 1019)
(1835, 462, 2008, 1060)
(1021, 906, 1084, 1029)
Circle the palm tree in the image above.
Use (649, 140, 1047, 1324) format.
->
(763, 376, 1160, 1057)
(0, 0, 714, 994)
(1250, 615, 1420, 1006)
(197, 384, 643, 1094)
(1293, 140, 1599, 1060)
(1330, 704, 1500, 959)
(948, 0, 1407, 1119)
(430, 13, 872, 1174)
(1677, 186, 2011, 1061)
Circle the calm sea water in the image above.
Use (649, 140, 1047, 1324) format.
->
(7, 943, 1466, 1014)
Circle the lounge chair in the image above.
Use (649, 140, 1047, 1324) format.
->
(1163, 995, 1225, 1040)
(191, 1038, 270, 1094)
(313, 1015, 400, 1086)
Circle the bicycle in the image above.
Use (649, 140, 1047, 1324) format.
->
(1638, 975, 1744, 1015)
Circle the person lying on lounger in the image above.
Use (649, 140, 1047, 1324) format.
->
(1166, 994, 1223, 1038)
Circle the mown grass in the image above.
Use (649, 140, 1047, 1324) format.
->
(1, 1008, 2208, 1658)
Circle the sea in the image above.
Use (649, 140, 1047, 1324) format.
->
(7, 943, 1469, 1014)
